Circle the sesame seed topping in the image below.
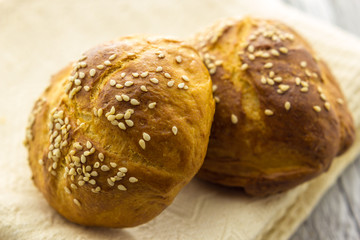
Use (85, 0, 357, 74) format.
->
(240, 63, 249, 71)
(140, 85, 148, 92)
(271, 49, 280, 56)
(264, 109, 274, 116)
(64, 186, 71, 194)
(120, 72, 126, 78)
(248, 54, 255, 60)
(129, 177, 138, 183)
(79, 72, 85, 79)
(337, 98, 344, 104)
(172, 126, 178, 135)
(110, 80, 116, 86)
(97, 108, 103, 117)
(320, 93, 327, 101)
(118, 184, 127, 191)
(109, 54, 117, 60)
(107, 178, 115, 186)
(181, 76, 190, 82)
(176, 56, 182, 63)
(285, 101, 291, 111)
(127, 52, 135, 57)
(300, 87, 309, 92)
(130, 99, 140, 105)
(73, 199, 81, 207)
(115, 95, 123, 102)
(156, 66, 163, 72)
(104, 60, 111, 66)
(139, 139, 146, 149)
(89, 179, 96, 185)
(125, 81, 134, 87)
(178, 83, 185, 89)
(323, 102, 330, 111)
(261, 52, 270, 58)
(143, 132, 151, 141)
(79, 55, 87, 61)
(125, 120, 134, 127)
(84, 86, 90, 91)
(264, 62, 273, 68)
(260, 76, 267, 84)
(167, 80, 175, 87)
(212, 85, 218, 92)
(97, 65, 104, 69)
(70, 183, 77, 189)
(279, 84, 290, 92)
(148, 102, 156, 109)
(140, 72, 149, 78)
(164, 73, 171, 79)
(279, 47, 288, 54)
(101, 165, 110, 171)
(231, 114, 238, 124)
(74, 79, 81, 86)
(132, 73, 139, 78)
(247, 45, 255, 53)
(89, 69, 96, 77)
(78, 180, 85, 186)
(118, 122, 126, 130)
(269, 71, 275, 78)
(38, 159, 44, 165)
(93, 162, 100, 168)
(267, 78, 275, 85)
(150, 78, 159, 84)
(313, 106, 321, 112)
(121, 94, 130, 101)
(107, 115, 116, 121)
(300, 61, 307, 68)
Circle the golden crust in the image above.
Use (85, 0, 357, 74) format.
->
(25, 36, 215, 227)
(190, 17, 355, 196)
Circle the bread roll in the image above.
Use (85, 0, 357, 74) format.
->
(190, 17, 355, 196)
(25, 36, 215, 227)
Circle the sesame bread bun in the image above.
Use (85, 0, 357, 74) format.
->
(25, 36, 215, 227)
(190, 17, 355, 196)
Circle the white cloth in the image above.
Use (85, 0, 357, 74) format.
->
(0, 0, 360, 239)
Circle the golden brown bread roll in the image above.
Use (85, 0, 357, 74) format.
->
(190, 17, 355, 196)
(24, 36, 215, 227)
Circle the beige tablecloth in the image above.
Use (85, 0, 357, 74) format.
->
(1, 0, 360, 239)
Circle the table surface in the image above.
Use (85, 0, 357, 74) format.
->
(281, 1, 360, 239)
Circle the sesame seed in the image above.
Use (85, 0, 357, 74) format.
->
(172, 126, 178, 135)
(324, 102, 331, 110)
(148, 102, 156, 109)
(115, 95, 122, 102)
(269, 71, 275, 78)
(81, 155, 86, 164)
(127, 52, 135, 57)
(301, 81, 309, 87)
(121, 94, 130, 101)
(313, 106, 321, 112)
(90, 171, 98, 177)
(143, 132, 151, 141)
(110, 80, 116, 86)
(74, 79, 82, 86)
(300, 87, 308, 92)
(140, 72, 149, 78)
(89, 179, 96, 185)
(178, 83, 185, 89)
(125, 120, 134, 127)
(109, 54, 117, 60)
(101, 165, 110, 171)
(260, 76, 267, 84)
(84, 86, 90, 91)
(264, 109, 274, 116)
(118, 122, 126, 130)
(110, 162, 117, 168)
(140, 85, 148, 92)
(264, 62, 273, 68)
(167, 80, 175, 87)
(78, 180, 85, 186)
(320, 93, 327, 101)
(212, 85, 218, 92)
(337, 98, 344, 105)
(104, 60, 111, 66)
(107, 115, 116, 121)
(89, 69, 96, 77)
(271, 49, 280, 56)
(156, 66, 163, 72)
(164, 73, 171, 79)
(98, 153, 104, 161)
(79, 55, 87, 61)
(267, 78, 275, 85)
(240, 63, 249, 71)
(279, 47, 288, 54)
(176, 56, 182, 63)
(248, 54, 255, 60)
(132, 73, 139, 78)
(295, 77, 301, 85)
(73, 199, 81, 207)
(107, 178, 115, 186)
(231, 114, 238, 124)
(150, 78, 159, 84)
(86, 141, 92, 149)
(181, 76, 190, 83)
(130, 99, 140, 105)
(118, 184, 127, 191)
(93, 162, 100, 168)
(120, 72, 126, 78)
(279, 84, 290, 92)
(285, 101, 291, 111)
(38, 159, 44, 165)
(97, 108, 103, 117)
(261, 52, 270, 58)
(300, 61, 307, 68)
(64, 186, 71, 194)
(115, 113, 124, 119)
(125, 81, 134, 87)
(129, 177, 138, 183)
(248, 45, 255, 53)
(70, 183, 77, 189)
(79, 72, 85, 79)
(97, 65, 104, 69)
(138, 139, 146, 149)
(124, 110, 132, 120)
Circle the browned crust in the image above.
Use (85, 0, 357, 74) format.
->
(190, 17, 355, 196)
(26, 36, 215, 227)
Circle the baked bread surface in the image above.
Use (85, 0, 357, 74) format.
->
(191, 17, 355, 196)
(25, 36, 215, 227)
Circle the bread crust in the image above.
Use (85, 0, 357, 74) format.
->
(25, 36, 214, 227)
(190, 17, 355, 196)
